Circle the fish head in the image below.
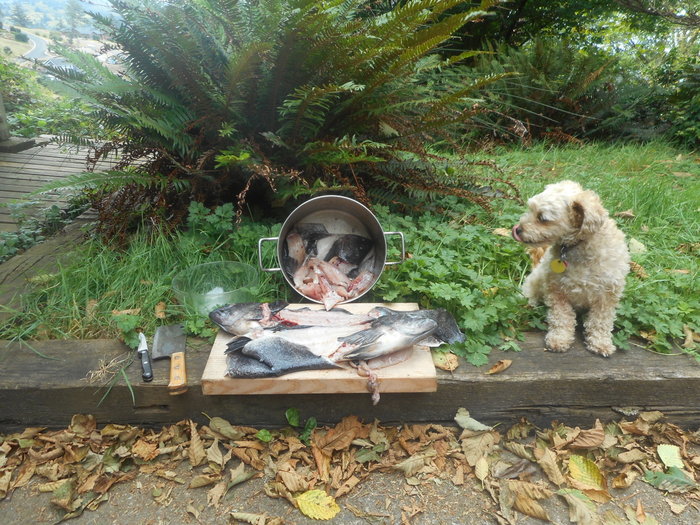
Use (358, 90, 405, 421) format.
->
(209, 303, 263, 335)
(394, 317, 438, 339)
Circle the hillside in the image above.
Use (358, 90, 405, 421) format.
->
(0, 0, 112, 32)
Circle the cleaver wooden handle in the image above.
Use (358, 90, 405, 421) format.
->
(168, 351, 188, 395)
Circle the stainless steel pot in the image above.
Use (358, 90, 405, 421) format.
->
(258, 195, 404, 304)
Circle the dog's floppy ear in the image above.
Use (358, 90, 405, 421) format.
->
(569, 190, 608, 237)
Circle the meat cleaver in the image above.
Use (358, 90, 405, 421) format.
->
(152, 324, 187, 395)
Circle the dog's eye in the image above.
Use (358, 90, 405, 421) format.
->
(537, 213, 549, 223)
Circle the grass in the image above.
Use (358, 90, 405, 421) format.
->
(0, 32, 32, 57)
(1, 140, 698, 363)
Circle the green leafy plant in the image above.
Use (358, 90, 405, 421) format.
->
(372, 205, 537, 365)
(285, 408, 317, 445)
(112, 313, 141, 349)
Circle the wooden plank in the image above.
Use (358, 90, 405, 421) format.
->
(202, 303, 436, 395)
(0, 143, 110, 231)
(1, 331, 699, 432)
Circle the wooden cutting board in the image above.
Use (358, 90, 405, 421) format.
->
(201, 303, 437, 395)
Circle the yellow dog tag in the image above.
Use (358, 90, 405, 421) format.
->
(550, 259, 567, 273)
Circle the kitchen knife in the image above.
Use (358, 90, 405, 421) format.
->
(151, 324, 187, 395)
(137, 332, 154, 382)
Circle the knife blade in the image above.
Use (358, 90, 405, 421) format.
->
(151, 324, 187, 395)
(137, 332, 154, 382)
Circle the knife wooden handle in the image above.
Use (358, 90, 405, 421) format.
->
(168, 351, 188, 395)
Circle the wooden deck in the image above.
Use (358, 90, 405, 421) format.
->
(0, 139, 114, 232)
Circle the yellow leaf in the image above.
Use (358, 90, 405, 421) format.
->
(432, 351, 459, 371)
(568, 455, 606, 491)
(296, 489, 340, 520)
(657, 444, 684, 469)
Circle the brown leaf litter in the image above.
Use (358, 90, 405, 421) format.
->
(0, 411, 698, 523)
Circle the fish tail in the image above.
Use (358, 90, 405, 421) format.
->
(225, 336, 252, 354)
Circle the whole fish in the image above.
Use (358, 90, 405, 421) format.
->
(225, 336, 339, 378)
(332, 316, 438, 362)
(226, 323, 365, 358)
(370, 307, 465, 346)
(210, 302, 374, 335)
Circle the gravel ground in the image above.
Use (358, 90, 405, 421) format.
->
(2, 459, 699, 525)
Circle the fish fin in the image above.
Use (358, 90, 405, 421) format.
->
(225, 336, 252, 354)
(269, 301, 289, 313)
(226, 351, 276, 378)
(338, 328, 385, 347)
(416, 335, 444, 347)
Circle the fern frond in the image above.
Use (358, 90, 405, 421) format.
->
(32, 170, 190, 195)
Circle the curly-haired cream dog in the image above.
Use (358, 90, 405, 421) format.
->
(512, 180, 630, 357)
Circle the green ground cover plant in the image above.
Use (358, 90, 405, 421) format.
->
(2, 141, 697, 364)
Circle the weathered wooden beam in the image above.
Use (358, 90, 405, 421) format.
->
(1, 332, 698, 432)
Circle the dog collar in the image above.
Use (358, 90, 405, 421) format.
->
(550, 244, 575, 273)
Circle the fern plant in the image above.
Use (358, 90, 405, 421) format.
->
(44, 0, 518, 236)
(466, 37, 626, 141)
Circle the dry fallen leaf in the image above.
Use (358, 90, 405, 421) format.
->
(666, 499, 687, 515)
(536, 448, 565, 487)
(188, 420, 206, 467)
(296, 489, 341, 520)
(629, 261, 648, 279)
(111, 308, 141, 316)
(486, 359, 512, 375)
(432, 351, 459, 372)
(475, 456, 489, 484)
(568, 455, 610, 502)
(230, 511, 284, 525)
(461, 430, 499, 467)
(132, 439, 159, 461)
(617, 448, 647, 464)
(559, 488, 598, 525)
(155, 301, 167, 319)
(510, 482, 551, 521)
(614, 209, 636, 219)
(568, 420, 605, 449)
(492, 228, 512, 237)
(682, 325, 699, 349)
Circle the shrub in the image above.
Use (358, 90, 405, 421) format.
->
(467, 37, 664, 142)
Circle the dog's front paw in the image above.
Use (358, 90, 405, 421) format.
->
(545, 331, 573, 353)
(587, 341, 616, 358)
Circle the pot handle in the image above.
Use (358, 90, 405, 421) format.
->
(383, 231, 405, 266)
(258, 237, 281, 272)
